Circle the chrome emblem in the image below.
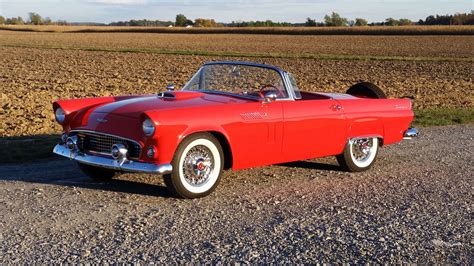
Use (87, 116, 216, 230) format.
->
(96, 118, 108, 123)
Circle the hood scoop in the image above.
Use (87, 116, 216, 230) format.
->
(157, 91, 176, 100)
(157, 91, 205, 101)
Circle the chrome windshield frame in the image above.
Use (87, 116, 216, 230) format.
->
(182, 61, 297, 101)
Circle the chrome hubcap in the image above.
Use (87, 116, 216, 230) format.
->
(351, 138, 373, 162)
(183, 145, 214, 186)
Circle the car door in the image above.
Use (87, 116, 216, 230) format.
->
(224, 101, 283, 169)
(281, 99, 347, 162)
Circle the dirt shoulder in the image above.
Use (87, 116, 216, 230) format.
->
(0, 124, 472, 263)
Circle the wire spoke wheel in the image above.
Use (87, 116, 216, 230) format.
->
(182, 145, 215, 187)
(350, 138, 374, 163)
(164, 133, 223, 198)
(337, 137, 379, 172)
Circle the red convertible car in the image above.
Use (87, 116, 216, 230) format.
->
(53, 61, 418, 198)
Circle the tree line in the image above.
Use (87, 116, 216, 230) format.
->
(304, 11, 473, 27)
(0, 11, 472, 27)
(0, 12, 68, 25)
(419, 13, 474, 25)
(109, 19, 173, 27)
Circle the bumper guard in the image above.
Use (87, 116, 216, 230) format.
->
(403, 128, 419, 140)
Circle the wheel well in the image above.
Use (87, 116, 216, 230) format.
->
(209, 131, 233, 170)
(347, 136, 384, 147)
(378, 137, 384, 147)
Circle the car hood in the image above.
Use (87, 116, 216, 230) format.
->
(91, 91, 250, 119)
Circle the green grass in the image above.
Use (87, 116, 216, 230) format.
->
(413, 107, 474, 126)
(0, 43, 472, 63)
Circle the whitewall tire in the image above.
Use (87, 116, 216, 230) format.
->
(164, 133, 223, 198)
(336, 137, 379, 172)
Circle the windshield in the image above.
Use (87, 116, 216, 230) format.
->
(183, 64, 288, 99)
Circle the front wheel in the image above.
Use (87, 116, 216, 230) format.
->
(164, 133, 224, 198)
(336, 137, 379, 172)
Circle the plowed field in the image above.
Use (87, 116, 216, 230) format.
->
(0, 31, 473, 137)
(1, 31, 474, 58)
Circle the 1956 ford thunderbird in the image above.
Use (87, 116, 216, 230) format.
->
(53, 61, 418, 198)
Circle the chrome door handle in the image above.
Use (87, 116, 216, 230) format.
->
(331, 105, 343, 111)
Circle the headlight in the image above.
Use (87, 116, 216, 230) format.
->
(55, 108, 65, 124)
(142, 118, 155, 136)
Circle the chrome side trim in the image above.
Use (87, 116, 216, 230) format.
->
(53, 144, 172, 175)
(403, 128, 419, 140)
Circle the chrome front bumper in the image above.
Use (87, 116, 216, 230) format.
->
(403, 128, 419, 140)
(53, 144, 172, 174)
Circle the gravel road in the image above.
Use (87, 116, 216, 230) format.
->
(0, 124, 472, 263)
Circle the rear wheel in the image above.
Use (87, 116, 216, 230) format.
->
(77, 163, 117, 181)
(336, 137, 379, 172)
(347, 82, 386, 99)
(164, 133, 223, 199)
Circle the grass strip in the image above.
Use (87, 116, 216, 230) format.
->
(413, 107, 474, 127)
(0, 43, 472, 63)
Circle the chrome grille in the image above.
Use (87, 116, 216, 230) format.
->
(74, 131, 141, 159)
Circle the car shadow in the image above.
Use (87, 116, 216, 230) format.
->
(278, 160, 342, 171)
(0, 133, 174, 198)
(1, 134, 342, 198)
(0, 158, 342, 198)
(0, 158, 174, 198)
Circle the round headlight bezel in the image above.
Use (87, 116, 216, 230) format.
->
(142, 118, 155, 137)
(55, 108, 66, 124)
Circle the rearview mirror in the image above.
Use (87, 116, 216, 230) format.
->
(263, 91, 278, 103)
(166, 84, 175, 91)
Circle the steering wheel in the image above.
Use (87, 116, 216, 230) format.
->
(259, 84, 283, 98)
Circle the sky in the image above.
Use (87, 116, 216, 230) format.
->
(0, 0, 472, 24)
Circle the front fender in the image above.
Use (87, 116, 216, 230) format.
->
(53, 97, 116, 131)
(144, 109, 234, 165)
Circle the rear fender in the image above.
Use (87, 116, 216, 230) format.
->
(347, 118, 384, 143)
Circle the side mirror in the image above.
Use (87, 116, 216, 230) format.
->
(263, 91, 278, 103)
(166, 84, 175, 91)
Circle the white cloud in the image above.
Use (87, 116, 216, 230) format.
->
(88, 0, 148, 5)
